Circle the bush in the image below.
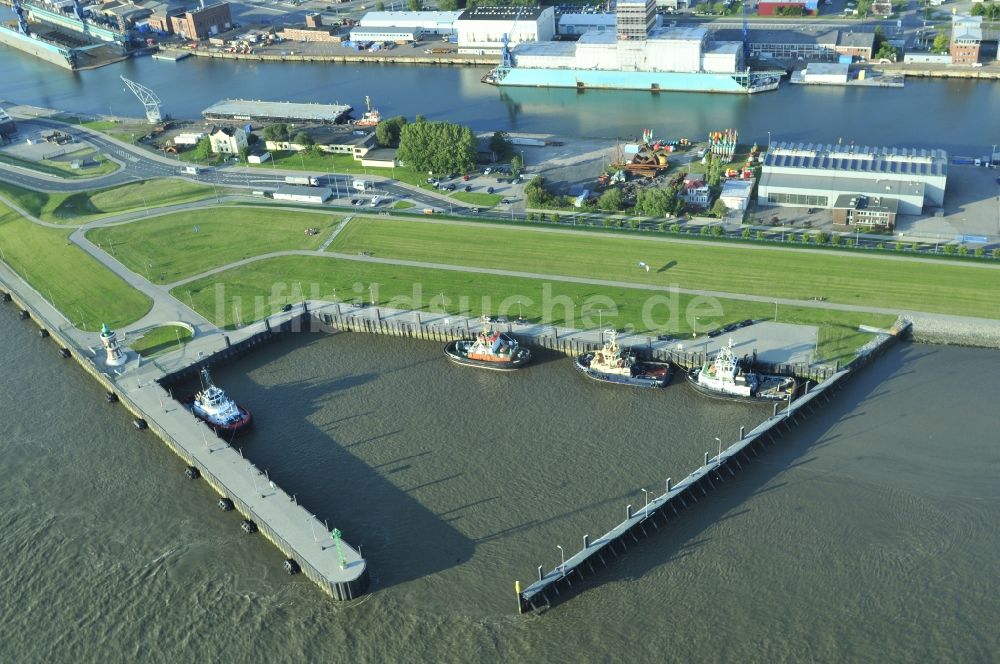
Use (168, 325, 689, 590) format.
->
(669, 223, 681, 233)
(603, 218, 615, 228)
(993, 248, 1000, 259)
(629, 219, 641, 230)
(551, 213, 560, 224)
(958, 246, 969, 257)
(845, 238, 855, 248)
(975, 247, 984, 258)
(876, 242, 886, 250)
(942, 244, 956, 255)
(755, 231, 766, 240)
(830, 233, 842, 246)
(741, 227, 752, 239)
(815, 232, 829, 245)
(800, 233, 810, 244)
(700, 226, 711, 235)
(894, 242, 904, 251)
(910, 242, 919, 252)
(710, 225, 724, 236)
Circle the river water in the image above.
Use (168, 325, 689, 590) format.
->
(1, 40, 999, 155)
(2, 307, 998, 661)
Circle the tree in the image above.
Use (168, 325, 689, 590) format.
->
(294, 131, 314, 147)
(263, 123, 289, 141)
(239, 146, 251, 162)
(510, 153, 523, 176)
(374, 0, 385, 9)
(711, 198, 728, 217)
(597, 188, 624, 212)
(438, 0, 459, 9)
(931, 33, 949, 54)
(856, 0, 872, 16)
(634, 188, 672, 217)
(397, 120, 477, 175)
(375, 115, 407, 148)
(489, 131, 514, 161)
(191, 136, 212, 161)
(407, 0, 423, 10)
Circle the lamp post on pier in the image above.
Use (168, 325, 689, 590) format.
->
(556, 545, 565, 576)
(641, 488, 650, 518)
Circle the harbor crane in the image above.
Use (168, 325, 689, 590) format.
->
(500, 6, 526, 70)
(12, 0, 30, 36)
(120, 76, 164, 124)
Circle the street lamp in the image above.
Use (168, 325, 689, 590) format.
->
(773, 301, 778, 322)
(715, 437, 722, 467)
(693, 316, 700, 338)
(556, 545, 565, 576)
(598, 308, 603, 333)
(641, 488, 650, 518)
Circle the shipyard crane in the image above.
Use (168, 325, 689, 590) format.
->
(500, 6, 526, 70)
(120, 76, 164, 124)
(12, 0, 31, 36)
(741, 0, 750, 67)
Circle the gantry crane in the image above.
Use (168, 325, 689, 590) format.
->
(120, 76, 164, 124)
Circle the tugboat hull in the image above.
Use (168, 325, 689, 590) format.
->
(444, 340, 531, 371)
(185, 401, 254, 437)
(685, 369, 796, 402)
(575, 353, 672, 388)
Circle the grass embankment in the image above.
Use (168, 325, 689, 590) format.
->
(392, 201, 415, 210)
(0, 203, 152, 330)
(87, 207, 344, 283)
(172, 255, 893, 364)
(0, 179, 218, 225)
(129, 324, 193, 356)
(0, 148, 119, 178)
(329, 217, 1000, 320)
(451, 191, 502, 206)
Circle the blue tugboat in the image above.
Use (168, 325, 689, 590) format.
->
(575, 330, 672, 388)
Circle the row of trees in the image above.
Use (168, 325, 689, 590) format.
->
(971, 2, 1000, 20)
(397, 119, 478, 175)
(262, 123, 314, 147)
(873, 27, 900, 62)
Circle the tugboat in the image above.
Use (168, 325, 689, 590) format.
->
(444, 319, 531, 371)
(355, 95, 382, 127)
(685, 339, 796, 402)
(186, 368, 253, 436)
(575, 330, 672, 388)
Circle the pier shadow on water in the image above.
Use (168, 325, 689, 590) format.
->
(528, 341, 920, 609)
(174, 330, 478, 591)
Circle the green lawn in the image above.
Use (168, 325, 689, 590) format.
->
(0, 203, 152, 331)
(393, 200, 416, 210)
(0, 179, 219, 225)
(172, 254, 892, 363)
(251, 150, 460, 191)
(328, 217, 1000, 319)
(129, 324, 193, 356)
(87, 206, 344, 282)
(0, 148, 120, 178)
(451, 191, 502, 207)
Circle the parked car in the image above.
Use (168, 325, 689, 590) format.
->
(281, 303, 293, 312)
(707, 329, 724, 338)
(465, 185, 472, 192)
(487, 186, 494, 194)
(471, 207, 480, 214)
(462, 174, 470, 181)
(656, 334, 674, 341)
(446, 183, 456, 191)
(351, 199, 360, 206)
(738, 319, 754, 328)
(501, 198, 510, 204)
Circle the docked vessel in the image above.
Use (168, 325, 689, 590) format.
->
(484, 14, 781, 94)
(444, 321, 531, 371)
(685, 340, 796, 402)
(355, 95, 382, 127)
(186, 368, 253, 436)
(575, 330, 672, 388)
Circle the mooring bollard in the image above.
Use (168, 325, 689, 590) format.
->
(626, 504, 632, 519)
(704, 452, 709, 466)
(583, 534, 590, 549)
(537, 565, 544, 581)
(740, 426, 745, 440)
(666, 477, 672, 492)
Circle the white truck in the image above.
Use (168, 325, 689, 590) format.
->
(285, 175, 318, 186)
(353, 178, 370, 192)
(182, 165, 200, 175)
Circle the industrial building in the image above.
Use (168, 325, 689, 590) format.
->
(272, 186, 333, 204)
(951, 15, 982, 65)
(264, 126, 376, 158)
(616, 0, 657, 41)
(758, 142, 948, 216)
(719, 179, 754, 211)
(349, 27, 421, 43)
(455, 6, 556, 54)
(169, 2, 232, 41)
(800, 62, 850, 84)
(358, 11, 463, 36)
(711, 27, 873, 63)
(202, 99, 353, 124)
(757, 0, 818, 16)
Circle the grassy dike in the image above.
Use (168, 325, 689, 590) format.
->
(0, 202, 151, 330)
(0, 179, 218, 225)
(172, 254, 894, 364)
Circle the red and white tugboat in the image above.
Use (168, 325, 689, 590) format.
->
(355, 95, 382, 127)
(576, 329, 672, 388)
(444, 319, 531, 371)
(187, 368, 253, 436)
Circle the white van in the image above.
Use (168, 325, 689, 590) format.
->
(370, 196, 381, 207)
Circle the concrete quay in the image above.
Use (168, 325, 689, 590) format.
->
(0, 266, 368, 601)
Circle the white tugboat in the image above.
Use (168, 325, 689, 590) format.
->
(444, 319, 531, 371)
(575, 330, 672, 388)
(186, 368, 253, 436)
(686, 339, 796, 402)
(355, 95, 382, 127)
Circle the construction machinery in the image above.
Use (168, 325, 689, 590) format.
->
(610, 129, 671, 177)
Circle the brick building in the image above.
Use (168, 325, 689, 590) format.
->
(170, 2, 233, 41)
(950, 15, 982, 65)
